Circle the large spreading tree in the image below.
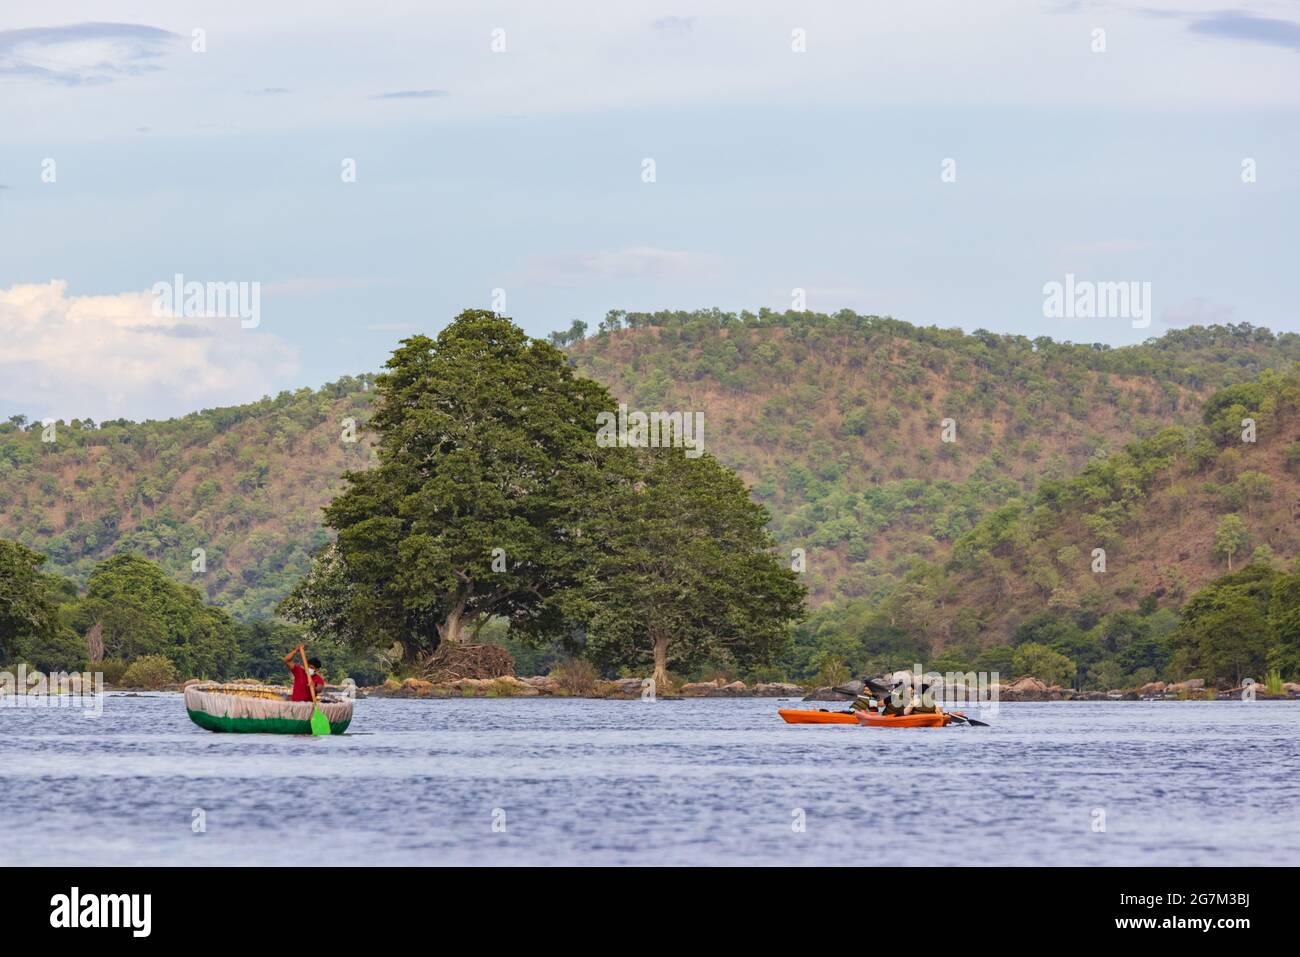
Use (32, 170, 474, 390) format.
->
(309, 310, 625, 662)
(294, 309, 806, 679)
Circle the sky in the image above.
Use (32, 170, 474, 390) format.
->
(1, 0, 1298, 422)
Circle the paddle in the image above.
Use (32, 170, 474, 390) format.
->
(945, 710, 990, 727)
(298, 646, 332, 736)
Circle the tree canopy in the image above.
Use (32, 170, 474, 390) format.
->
(316, 310, 628, 660)
(577, 448, 806, 687)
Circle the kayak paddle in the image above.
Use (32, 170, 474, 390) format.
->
(945, 710, 990, 727)
(299, 647, 332, 736)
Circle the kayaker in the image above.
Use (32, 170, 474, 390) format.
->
(850, 689, 878, 713)
(851, 675, 891, 713)
(900, 678, 939, 716)
(881, 672, 937, 716)
(283, 645, 325, 702)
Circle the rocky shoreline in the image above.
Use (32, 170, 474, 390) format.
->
(360, 676, 807, 700)
(22, 674, 1292, 701)
(353, 674, 1300, 702)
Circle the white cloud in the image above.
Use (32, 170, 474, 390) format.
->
(0, 23, 178, 86)
(0, 280, 298, 422)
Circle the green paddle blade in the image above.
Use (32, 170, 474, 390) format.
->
(310, 705, 331, 736)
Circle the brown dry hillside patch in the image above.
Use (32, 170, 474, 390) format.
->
(939, 406, 1300, 646)
(573, 325, 1215, 604)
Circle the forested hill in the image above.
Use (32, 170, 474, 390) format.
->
(0, 378, 376, 619)
(1, 312, 1298, 622)
(568, 312, 1300, 605)
(862, 366, 1300, 656)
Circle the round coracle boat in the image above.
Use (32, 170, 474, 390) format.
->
(185, 682, 353, 734)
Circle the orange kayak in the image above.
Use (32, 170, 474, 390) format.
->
(856, 711, 951, 728)
(778, 709, 858, 725)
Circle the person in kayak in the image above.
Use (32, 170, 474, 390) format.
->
(283, 645, 325, 702)
(850, 675, 891, 713)
(850, 688, 879, 713)
(884, 672, 940, 716)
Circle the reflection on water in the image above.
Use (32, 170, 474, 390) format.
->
(1, 695, 1297, 865)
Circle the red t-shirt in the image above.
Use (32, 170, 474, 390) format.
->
(290, 664, 325, 702)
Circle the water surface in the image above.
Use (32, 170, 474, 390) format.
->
(2, 695, 1296, 865)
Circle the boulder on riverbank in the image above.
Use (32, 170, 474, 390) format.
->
(998, 676, 1071, 701)
(754, 682, 803, 697)
(680, 679, 750, 697)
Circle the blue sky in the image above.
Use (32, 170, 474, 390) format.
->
(1, 1, 1298, 421)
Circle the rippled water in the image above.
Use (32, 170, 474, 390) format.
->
(2, 695, 1297, 865)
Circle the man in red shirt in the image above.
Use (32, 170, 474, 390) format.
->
(283, 645, 325, 702)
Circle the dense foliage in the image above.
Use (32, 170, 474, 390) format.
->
(0, 543, 380, 684)
(576, 447, 806, 686)
(288, 310, 805, 680)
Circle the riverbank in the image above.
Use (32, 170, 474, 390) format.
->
(356, 674, 1300, 702)
(8, 673, 1297, 702)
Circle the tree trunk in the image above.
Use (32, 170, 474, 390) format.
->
(652, 631, 670, 691)
(438, 600, 467, 647)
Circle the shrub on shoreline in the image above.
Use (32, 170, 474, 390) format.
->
(121, 655, 179, 690)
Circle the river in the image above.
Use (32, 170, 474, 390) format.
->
(2, 695, 1297, 865)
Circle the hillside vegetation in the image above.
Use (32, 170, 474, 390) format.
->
(924, 367, 1300, 647)
(570, 312, 1300, 605)
(0, 378, 375, 619)
(3, 315, 1299, 621)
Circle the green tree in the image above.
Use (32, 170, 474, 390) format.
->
(1172, 565, 1275, 686)
(1211, 514, 1250, 571)
(1011, 642, 1076, 686)
(1234, 471, 1273, 517)
(74, 554, 239, 678)
(1266, 570, 1300, 678)
(279, 543, 364, 647)
(577, 449, 806, 688)
(320, 310, 623, 662)
(0, 540, 65, 663)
